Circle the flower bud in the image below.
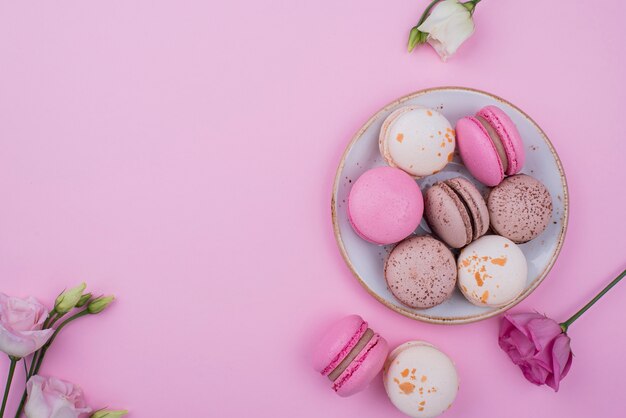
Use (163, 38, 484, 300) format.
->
(54, 283, 87, 314)
(91, 409, 128, 418)
(407, 26, 421, 52)
(417, 0, 476, 61)
(462, 0, 477, 14)
(76, 293, 92, 308)
(87, 296, 115, 314)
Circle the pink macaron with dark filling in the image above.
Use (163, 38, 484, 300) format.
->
(456, 105, 525, 186)
(312, 315, 389, 397)
(348, 166, 423, 245)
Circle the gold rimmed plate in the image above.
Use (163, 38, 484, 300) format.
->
(331, 87, 568, 324)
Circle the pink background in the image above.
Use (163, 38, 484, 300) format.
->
(0, 1, 625, 417)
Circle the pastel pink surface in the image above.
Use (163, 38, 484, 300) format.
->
(456, 116, 505, 186)
(348, 166, 423, 245)
(312, 315, 367, 375)
(477, 105, 526, 175)
(0, 1, 625, 418)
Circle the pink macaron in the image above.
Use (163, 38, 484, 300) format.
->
(456, 105, 525, 186)
(348, 166, 423, 245)
(312, 315, 389, 397)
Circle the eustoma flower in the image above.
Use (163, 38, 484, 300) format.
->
(24, 375, 92, 418)
(0, 294, 53, 358)
(0, 294, 55, 417)
(499, 268, 625, 391)
(408, 0, 481, 61)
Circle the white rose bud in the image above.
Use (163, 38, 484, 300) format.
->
(417, 0, 476, 61)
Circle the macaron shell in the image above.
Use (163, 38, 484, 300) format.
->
(334, 334, 389, 397)
(457, 235, 527, 307)
(456, 116, 505, 186)
(477, 106, 525, 175)
(487, 174, 553, 243)
(424, 182, 472, 248)
(348, 166, 423, 245)
(312, 315, 367, 375)
(385, 235, 457, 308)
(384, 341, 459, 418)
(380, 106, 455, 177)
(378, 106, 413, 158)
(444, 177, 489, 240)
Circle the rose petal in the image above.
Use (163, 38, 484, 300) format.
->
(545, 334, 573, 391)
(521, 359, 551, 385)
(501, 312, 545, 339)
(503, 329, 536, 362)
(527, 317, 563, 352)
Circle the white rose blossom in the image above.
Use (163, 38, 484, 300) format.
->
(408, 0, 480, 61)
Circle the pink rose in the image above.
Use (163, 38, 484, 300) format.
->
(0, 293, 54, 358)
(25, 375, 92, 418)
(499, 312, 573, 391)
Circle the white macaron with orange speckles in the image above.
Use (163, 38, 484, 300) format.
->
(383, 341, 459, 418)
(379, 106, 455, 177)
(457, 235, 527, 307)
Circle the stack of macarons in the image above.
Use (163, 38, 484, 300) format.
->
(347, 104, 554, 310)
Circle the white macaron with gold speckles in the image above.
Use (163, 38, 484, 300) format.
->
(379, 106, 455, 178)
(383, 341, 458, 418)
(457, 235, 527, 307)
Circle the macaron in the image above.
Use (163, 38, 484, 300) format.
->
(488, 174, 553, 243)
(348, 166, 423, 245)
(379, 106, 455, 177)
(384, 341, 459, 418)
(385, 235, 456, 309)
(424, 177, 489, 248)
(457, 235, 527, 307)
(312, 315, 389, 397)
(456, 105, 525, 186)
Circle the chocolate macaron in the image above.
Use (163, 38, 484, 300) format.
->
(424, 177, 489, 249)
(384, 235, 457, 309)
(487, 174, 553, 243)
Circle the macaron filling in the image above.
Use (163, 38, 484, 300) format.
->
(327, 328, 374, 381)
(477, 107, 522, 175)
(320, 320, 368, 376)
(476, 115, 509, 173)
(444, 178, 488, 240)
(438, 182, 473, 246)
(332, 334, 383, 392)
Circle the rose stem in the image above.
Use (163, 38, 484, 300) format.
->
(560, 268, 626, 332)
(0, 357, 18, 418)
(417, 0, 442, 28)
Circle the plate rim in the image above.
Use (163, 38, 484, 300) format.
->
(331, 86, 569, 325)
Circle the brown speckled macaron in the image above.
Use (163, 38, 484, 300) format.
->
(384, 235, 457, 309)
(487, 174, 553, 243)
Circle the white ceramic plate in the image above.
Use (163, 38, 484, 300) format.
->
(331, 87, 568, 324)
